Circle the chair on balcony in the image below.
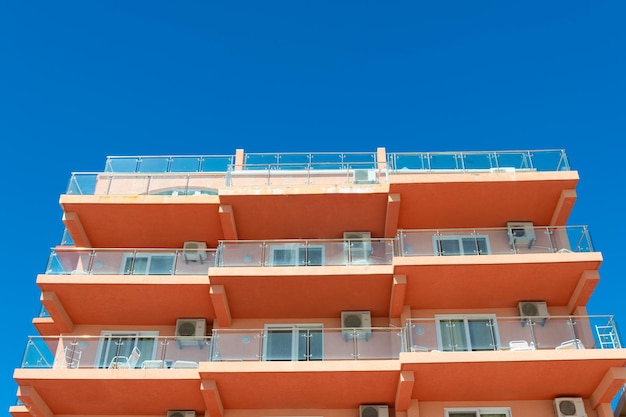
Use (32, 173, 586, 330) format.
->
(141, 359, 166, 369)
(109, 346, 141, 369)
(183, 241, 208, 264)
(555, 339, 585, 350)
(508, 340, 535, 351)
(172, 360, 199, 368)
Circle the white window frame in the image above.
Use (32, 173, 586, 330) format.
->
(435, 314, 500, 351)
(432, 234, 491, 256)
(268, 244, 325, 266)
(95, 330, 159, 368)
(263, 324, 324, 361)
(445, 407, 511, 417)
(121, 252, 176, 275)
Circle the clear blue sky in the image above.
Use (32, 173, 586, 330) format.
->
(1, 1, 625, 412)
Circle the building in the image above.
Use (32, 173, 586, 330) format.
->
(10, 148, 626, 417)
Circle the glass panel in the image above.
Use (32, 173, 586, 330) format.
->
(297, 329, 323, 361)
(149, 255, 175, 274)
(439, 320, 468, 351)
(271, 248, 297, 266)
(170, 157, 201, 172)
(265, 329, 293, 361)
(449, 413, 477, 417)
(439, 239, 461, 256)
(468, 319, 496, 351)
(132, 256, 149, 274)
(98, 334, 136, 368)
(301, 247, 324, 266)
(137, 158, 169, 173)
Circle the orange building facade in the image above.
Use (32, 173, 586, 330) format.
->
(10, 148, 626, 417)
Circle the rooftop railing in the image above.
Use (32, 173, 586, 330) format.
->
(216, 238, 396, 267)
(19, 315, 619, 369)
(387, 149, 570, 172)
(406, 315, 620, 352)
(105, 155, 236, 173)
(45, 248, 216, 275)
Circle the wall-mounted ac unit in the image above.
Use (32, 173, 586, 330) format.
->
(554, 397, 587, 417)
(342, 311, 372, 340)
(175, 318, 206, 341)
(359, 405, 389, 417)
(344, 231, 373, 264)
(507, 221, 536, 249)
(354, 169, 378, 184)
(167, 411, 196, 417)
(518, 301, 549, 326)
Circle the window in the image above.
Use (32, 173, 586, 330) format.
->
(432, 235, 491, 256)
(263, 324, 323, 361)
(268, 244, 325, 266)
(121, 253, 175, 275)
(436, 315, 499, 351)
(96, 331, 158, 368)
(446, 408, 511, 417)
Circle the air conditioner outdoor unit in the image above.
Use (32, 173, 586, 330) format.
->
(354, 169, 378, 184)
(507, 221, 536, 249)
(342, 311, 372, 341)
(167, 411, 196, 417)
(344, 231, 373, 264)
(554, 397, 587, 417)
(359, 405, 389, 417)
(175, 318, 206, 341)
(518, 301, 549, 326)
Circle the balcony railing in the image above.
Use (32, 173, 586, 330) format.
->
(65, 172, 225, 196)
(20, 327, 405, 369)
(105, 155, 236, 173)
(45, 248, 216, 275)
(216, 238, 396, 267)
(398, 225, 593, 256)
(387, 149, 570, 172)
(18, 315, 619, 369)
(406, 315, 620, 352)
(68, 150, 570, 195)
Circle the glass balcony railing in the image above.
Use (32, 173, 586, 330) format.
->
(45, 248, 216, 275)
(216, 238, 396, 267)
(387, 149, 570, 172)
(18, 315, 619, 369)
(66, 173, 224, 196)
(225, 163, 384, 187)
(406, 315, 620, 352)
(105, 155, 236, 173)
(398, 225, 593, 256)
(19, 327, 405, 369)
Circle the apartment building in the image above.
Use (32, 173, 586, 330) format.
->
(10, 148, 626, 417)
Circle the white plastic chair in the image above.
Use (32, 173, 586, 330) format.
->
(508, 340, 535, 351)
(555, 339, 585, 350)
(109, 346, 141, 369)
(172, 360, 199, 369)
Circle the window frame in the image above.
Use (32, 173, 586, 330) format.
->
(95, 330, 159, 368)
(435, 314, 500, 351)
(432, 234, 491, 256)
(445, 407, 511, 417)
(262, 324, 324, 361)
(268, 244, 325, 266)
(121, 252, 176, 275)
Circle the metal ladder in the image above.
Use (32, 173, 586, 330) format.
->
(595, 320, 621, 349)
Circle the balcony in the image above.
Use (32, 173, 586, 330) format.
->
(18, 315, 621, 370)
(398, 225, 594, 256)
(45, 247, 216, 275)
(216, 238, 395, 267)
